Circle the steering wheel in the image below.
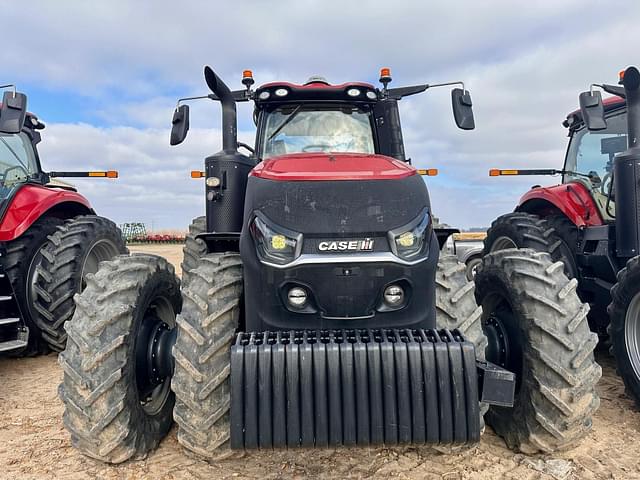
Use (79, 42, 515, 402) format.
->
(302, 144, 332, 152)
(0, 165, 29, 185)
(601, 172, 613, 196)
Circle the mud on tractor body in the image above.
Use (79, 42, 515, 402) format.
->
(486, 66, 640, 408)
(0, 85, 126, 356)
(59, 68, 600, 463)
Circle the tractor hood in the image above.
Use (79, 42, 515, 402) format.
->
(243, 154, 430, 236)
(250, 153, 417, 182)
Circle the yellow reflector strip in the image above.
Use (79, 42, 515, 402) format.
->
(489, 169, 518, 176)
(191, 170, 205, 178)
(88, 171, 107, 177)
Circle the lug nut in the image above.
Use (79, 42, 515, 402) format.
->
(383, 284, 404, 307)
(287, 287, 308, 308)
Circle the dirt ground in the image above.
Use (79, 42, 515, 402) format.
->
(1, 244, 639, 480)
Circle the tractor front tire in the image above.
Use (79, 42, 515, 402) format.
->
(484, 212, 577, 279)
(172, 252, 243, 461)
(1, 216, 63, 355)
(181, 216, 207, 279)
(435, 254, 489, 446)
(58, 254, 181, 463)
(32, 215, 127, 351)
(608, 256, 640, 409)
(475, 249, 600, 453)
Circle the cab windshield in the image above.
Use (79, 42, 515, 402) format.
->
(564, 111, 627, 215)
(260, 105, 375, 159)
(0, 132, 39, 194)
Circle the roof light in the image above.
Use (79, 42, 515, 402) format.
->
(275, 88, 288, 97)
(258, 91, 270, 100)
(379, 67, 392, 90)
(347, 88, 361, 97)
(242, 69, 254, 88)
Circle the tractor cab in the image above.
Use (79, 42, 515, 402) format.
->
(562, 95, 627, 221)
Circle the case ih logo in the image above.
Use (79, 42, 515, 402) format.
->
(318, 238, 374, 252)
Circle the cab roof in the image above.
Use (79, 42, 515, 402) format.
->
(254, 80, 379, 107)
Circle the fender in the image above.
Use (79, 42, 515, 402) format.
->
(0, 184, 93, 241)
(516, 181, 604, 228)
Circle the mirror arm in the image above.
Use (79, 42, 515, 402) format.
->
(237, 142, 255, 154)
(600, 83, 626, 98)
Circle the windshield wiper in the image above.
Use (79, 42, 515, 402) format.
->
(267, 105, 303, 141)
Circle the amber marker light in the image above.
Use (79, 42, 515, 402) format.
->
(191, 170, 205, 178)
(417, 168, 438, 176)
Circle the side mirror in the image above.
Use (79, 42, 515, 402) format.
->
(579, 91, 607, 131)
(451, 88, 475, 130)
(170, 104, 190, 146)
(0, 91, 27, 134)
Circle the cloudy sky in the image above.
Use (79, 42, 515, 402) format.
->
(4, 0, 639, 230)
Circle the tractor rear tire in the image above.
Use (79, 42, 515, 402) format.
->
(58, 254, 181, 463)
(435, 254, 489, 444)
(1, 216, 63, 355)
(475, 249, 600, 453)
(484, 212, 577, 279)
(32, 215, 127, 351)
(182, 216, 207, 280)
(608, 256, 640, 409)
(171, 252, 243, 461)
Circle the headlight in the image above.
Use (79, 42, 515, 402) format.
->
(250, 213, 302, 265)
(388, 210, 432, 260)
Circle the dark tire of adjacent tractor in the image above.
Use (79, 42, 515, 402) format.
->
(31, 215, 127, 351)
(484, 212, 578, 280)
(1, 216, 64, 355)
(172, 252, 243, 461)
(608, 256, 640, 409)
(475, 249, 601, 453)
(181, 216, 207, 280)
(58, 254, 181, 463)
(435, 254, 489, 447)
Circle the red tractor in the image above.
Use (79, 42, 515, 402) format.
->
(58, 67, 598, 463)
(0, 85, 126, 355)
(485, 66, 640, 407)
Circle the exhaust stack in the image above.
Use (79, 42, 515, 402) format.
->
(204, 66, 238, 153)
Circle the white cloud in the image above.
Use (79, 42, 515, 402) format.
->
(8, 0, 640, 229)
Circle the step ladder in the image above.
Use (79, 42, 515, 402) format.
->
(0, 254, 28, 353)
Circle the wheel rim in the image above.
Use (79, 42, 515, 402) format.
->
(482, 293, 524, 394)
(491, 236, 517, 251)
(625, 292, 640, 379)
(81, 239, 121, 290)
(135, 295, 176, 415)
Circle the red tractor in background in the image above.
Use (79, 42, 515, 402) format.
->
(0, 85, 126, 355)
(485, 66, 640, 407)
